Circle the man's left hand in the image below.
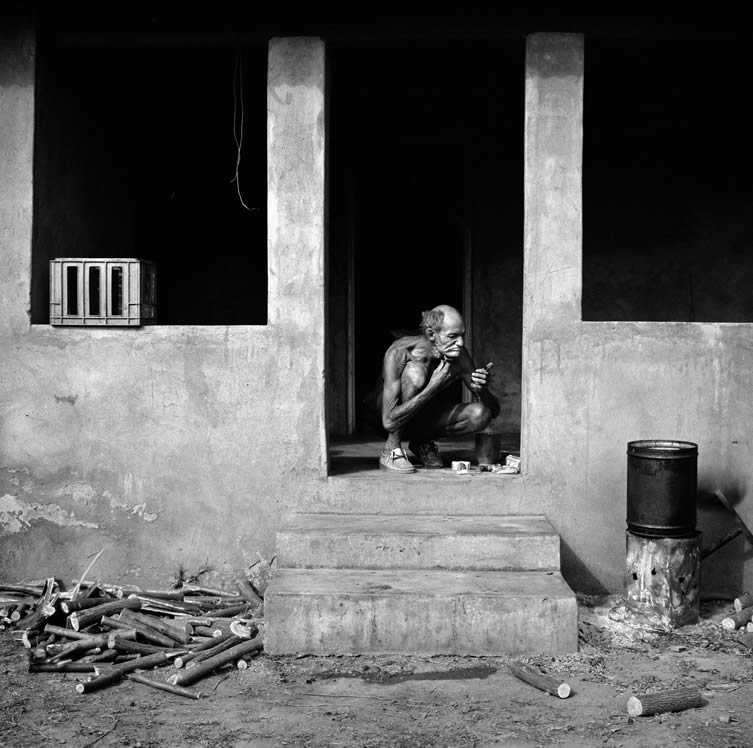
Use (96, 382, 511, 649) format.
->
(469, 362, 493, 393)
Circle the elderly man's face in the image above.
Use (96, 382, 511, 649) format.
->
(429, 313, 465, 360)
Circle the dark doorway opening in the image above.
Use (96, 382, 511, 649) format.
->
(327, 39, 524, 469)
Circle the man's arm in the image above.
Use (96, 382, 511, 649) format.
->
(381, 351, 452, 433)
(458, 349, 501, 419)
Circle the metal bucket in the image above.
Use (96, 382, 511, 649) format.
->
(626, 440, 698, 538)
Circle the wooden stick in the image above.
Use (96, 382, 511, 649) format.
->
(48, 635, 110, 663)
(0, 583, 45, 596)
(126, 672, 203, 699)
(721, 605, 753, 630)
(76, 651, 178, 694)
(627, 687, 705, 717)
(110, 638, 174, 657)
(174, 632, 234, 668)
(206, 603, 253, 619)
(168, 638, 263, 687)
(61, 597, 112, 614)
(237, 579, 263, 605)
(30, 662, 100, 673)
(734, 592, 753, 612)
(181, 584, 239, 597)
(117, 609, 176, 648)
(509, 661, 571, 698)
(119, 609, 190, 645)
(69, 547, 105, 601)
(70, 598, 141, 631)
(182, 636, 242, 669)
(44, 624, 99, 641)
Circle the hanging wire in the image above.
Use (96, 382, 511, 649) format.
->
(231, 50, 253, 210)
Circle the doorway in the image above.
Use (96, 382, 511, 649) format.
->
(327, 39, 524, 466)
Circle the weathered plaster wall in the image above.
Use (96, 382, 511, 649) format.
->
(0, 34, 328, 584)
(523, 34, 753, 595)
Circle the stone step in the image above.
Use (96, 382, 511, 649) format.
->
(276, 513, 559, 571)
(264, 568, 577, 655)
(312, 472, 527, 515)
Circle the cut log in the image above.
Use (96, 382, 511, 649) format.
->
(183, 636, 242, 669)
(61, 598, 112, 614)
(118, 609, 177, 648)
(181, 584, 239, 597)
(509, 661, 571, 698)
(168, 638, 263, 687)
(44, 624, 98, 641)
(721, 606, 753, 630)
(237, 579, 263, 605)
(734, 593, 753, 612)
(627, 687, 705, 717)
(48, 634, 110, 662)
(126, 672, 203, 699)
(739, 632, 753, 649)
(111, 638, 175, 657)
(174, 632, 234, 668)
(30, 662, 100, 673)
(76, 651, 177, 694)
(207, 603, 254, 619)
(70, 597, 141, 631)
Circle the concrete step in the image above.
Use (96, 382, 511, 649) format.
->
(312, 472, 527, 514)
(276, 513, 559, 571)
(264, 568, 578, 655)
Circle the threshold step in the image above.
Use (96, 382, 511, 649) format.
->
(264, 568, 577, 656)
(277, 513, 559, 571)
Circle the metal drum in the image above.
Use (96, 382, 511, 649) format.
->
(626, 440, 698, 538)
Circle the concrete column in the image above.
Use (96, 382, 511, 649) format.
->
(267, 37, 328, 475)
(0, 27, 35, 338)
(267, 38, 326, 332)
(523, 33, 583, 331)
(521, 33, 584, 467)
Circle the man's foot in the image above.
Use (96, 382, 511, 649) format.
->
(379, 448, 416, 474)
(408, 440, 444, 469)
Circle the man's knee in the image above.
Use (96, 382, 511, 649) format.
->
(466, 401, 492, 432)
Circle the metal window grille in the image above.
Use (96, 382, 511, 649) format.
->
(50, 258, 156, 326)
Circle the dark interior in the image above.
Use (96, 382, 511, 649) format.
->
(32, 38, 268, 325)
(583, 36, 753, 321)
(327, 40, 525, 436)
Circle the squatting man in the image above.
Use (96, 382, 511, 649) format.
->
(369, 304, 501, 473)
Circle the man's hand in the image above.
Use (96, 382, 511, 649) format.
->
(469, 362, 493, 393)
(427, 358, 453, 391)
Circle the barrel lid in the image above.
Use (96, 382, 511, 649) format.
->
(627, 440, 698, 458)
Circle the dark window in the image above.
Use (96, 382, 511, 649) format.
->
(33, 39, 267, 325)
(583, 36, 753, 322)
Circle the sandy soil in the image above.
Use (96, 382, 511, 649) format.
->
(1, 596, 752, 748)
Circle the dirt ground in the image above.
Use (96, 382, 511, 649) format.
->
(1, 595, 752, 748)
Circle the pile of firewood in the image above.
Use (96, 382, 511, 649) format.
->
(720, 592, 753, 648)
(0, 573, 264, 699)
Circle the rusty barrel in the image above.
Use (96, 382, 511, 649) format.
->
(626, 440, 698, 538)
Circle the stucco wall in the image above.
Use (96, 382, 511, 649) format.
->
(523, 34, 753, 595)
(0, 33, 328, 584)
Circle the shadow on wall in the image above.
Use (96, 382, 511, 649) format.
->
(697, 486, 749, 600)
(560, 538, 609, 596)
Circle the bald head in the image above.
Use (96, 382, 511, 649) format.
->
(419, 305, 464, 336)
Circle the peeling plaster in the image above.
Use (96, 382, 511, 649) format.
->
(63, 482, 159, 522)
(0, 493, 98, 535)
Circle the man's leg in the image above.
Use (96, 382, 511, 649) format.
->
(378, 361, 429, 473)
(405, 400, 492, 468)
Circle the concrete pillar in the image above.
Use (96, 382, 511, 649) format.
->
(267, 37, 328, 474)
(521, 33, 584, 466)
(267, 38, 326, 332)
(0, 27, 35, 338)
